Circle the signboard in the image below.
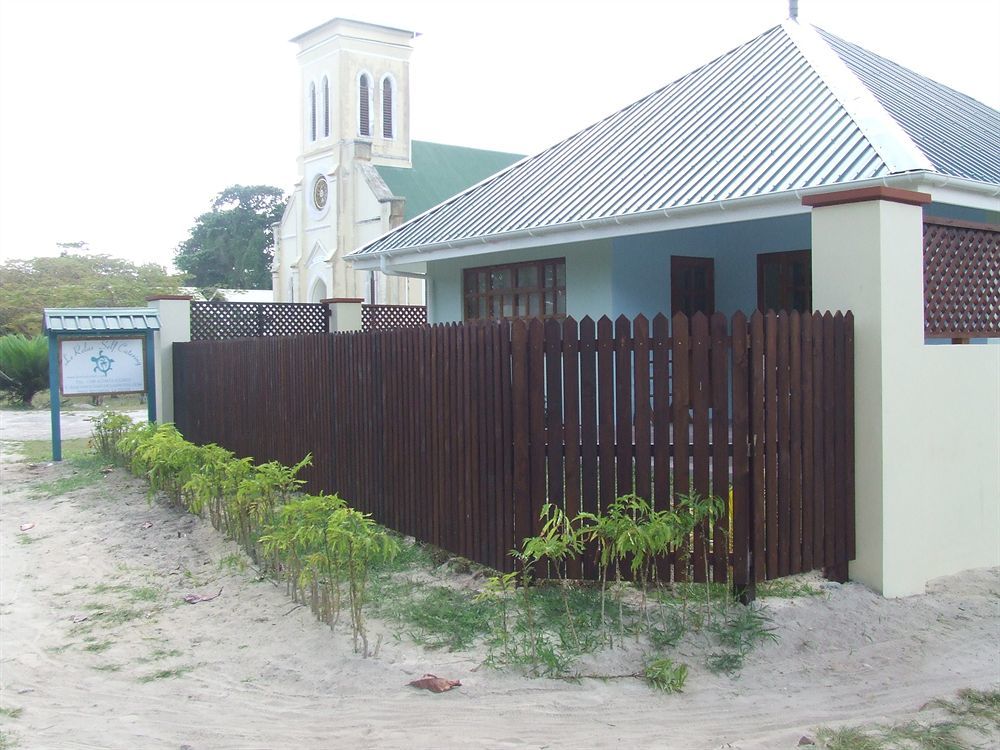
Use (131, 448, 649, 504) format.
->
(59, 337, 146, 395)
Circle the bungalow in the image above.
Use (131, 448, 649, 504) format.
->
(348, 20, 1000, 597)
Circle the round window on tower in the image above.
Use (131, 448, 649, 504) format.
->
(312, 175, 329, 210)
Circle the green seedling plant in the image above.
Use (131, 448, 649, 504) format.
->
(644, 658, 688, 693)
(181, 444, 237, 521)
(88, 411, 134, 464)
(476, 570, 519, 660)
(261, 492, 348, 620)
(673, 491, 727, 622)
(518, 503, 586, 648)
(325, 504, 399, 656)
(235, 456, 311, 570)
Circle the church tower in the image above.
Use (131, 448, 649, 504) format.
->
(273, 18, 421, 305)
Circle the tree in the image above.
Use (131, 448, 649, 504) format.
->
(0, 254, 182, 336)
(174, 185, 286, 289)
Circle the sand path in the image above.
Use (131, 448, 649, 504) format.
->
(0, 411, 997, 749)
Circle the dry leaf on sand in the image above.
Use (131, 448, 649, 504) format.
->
(183, 588, 223, 604)
(408, 674, 461, 693)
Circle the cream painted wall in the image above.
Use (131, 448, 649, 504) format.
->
(811, 197, 1000, 597)
(146, 297, 191, 424)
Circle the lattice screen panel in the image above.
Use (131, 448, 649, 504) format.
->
(191, 302, 329, 340)
(924, 220, 999, 338)
(362, 304, 428, 332)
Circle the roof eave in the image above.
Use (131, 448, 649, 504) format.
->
(349, 172, 999, 271)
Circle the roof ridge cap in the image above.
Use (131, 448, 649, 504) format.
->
(781, 20, 934, 174)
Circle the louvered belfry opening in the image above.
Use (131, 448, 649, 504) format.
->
(322, 76, 330, 138)
(923, 218, 1000, 340)
(382, 78, 393, 138)
(309, 82, 317, 141)
(359, 74, 371, 137)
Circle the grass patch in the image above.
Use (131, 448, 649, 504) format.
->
(14, 437, 91, 464)
(368, 579, 494, 651)
(82, 640, 113, 653)
(931, 689, 1000, 729)
(0, 707, 22, 720)
(0, 728, 18, 750)
(138, 666, 194, 683)
(75, 603, 146, 629)
(757, 578, 825, 598)
(92, 663, 122, 672)
(140, 649, 183, 663)
(128, 586, 160, 602)
(218, 553, 248, 573)
(815, 688, 1000, 749)
(29, 453, 106, 496)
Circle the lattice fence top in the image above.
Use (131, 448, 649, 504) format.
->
(191, 302, 329, 340)
(362, 304, 428, 332)
(924, 219, 1000, 339)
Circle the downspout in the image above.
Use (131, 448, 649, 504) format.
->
(378, 255, 432, 314)
(379, 254, 425, 280)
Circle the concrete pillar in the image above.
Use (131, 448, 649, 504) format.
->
(146, 295, 192, 423)
(323, 297, 364, 332)
(805, 186, 1000, 597)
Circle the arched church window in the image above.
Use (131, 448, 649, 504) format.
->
(322, 76, 330, 137)
(381, 75, 394, 139)
(309, 82, 317, 141)
(359, 72, 372, 137)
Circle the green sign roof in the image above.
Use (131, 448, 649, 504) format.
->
(43, 308, 161, 334)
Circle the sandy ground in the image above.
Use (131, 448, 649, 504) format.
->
(1, 409, 998, 750)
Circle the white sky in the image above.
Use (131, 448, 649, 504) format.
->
(1, 0, 997, 272)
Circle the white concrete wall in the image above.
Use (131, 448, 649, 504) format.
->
(146, 297, 191, 425)
(811, 195, 1000, 597)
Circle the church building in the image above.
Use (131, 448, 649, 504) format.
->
(272, 18, 522, 304)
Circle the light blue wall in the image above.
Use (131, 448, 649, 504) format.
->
(426, 215, 812, 323)
(611, 214, 811, 318)
(427, 239, 613, 323)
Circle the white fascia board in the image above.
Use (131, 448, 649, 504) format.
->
(909, 175, 1000, 212)
(351, 191, 811, 269)
(784, 21, 934, 174)
(353, 172, 999, 271)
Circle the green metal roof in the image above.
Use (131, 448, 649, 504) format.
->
(376, 140, 523, 221)
(43, 308, 161, 334)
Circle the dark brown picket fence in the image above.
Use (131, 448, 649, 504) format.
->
(173, 311, 854, 589)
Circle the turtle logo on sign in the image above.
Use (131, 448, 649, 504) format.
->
(90, 350, 114, 376)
